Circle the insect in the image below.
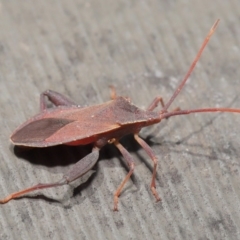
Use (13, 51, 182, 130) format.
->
(0, 20, 239, 211)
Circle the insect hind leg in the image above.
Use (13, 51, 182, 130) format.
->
(40, 90, 77, 111)
(0, 147, 100, 204)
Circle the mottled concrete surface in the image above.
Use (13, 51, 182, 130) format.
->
(0, 1, 240, 239)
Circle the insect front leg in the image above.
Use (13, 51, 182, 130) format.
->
(134, 134, 161, 202)
(147, 97, 165, 111)
(147, 97, 180, 114)
(0, 147, 99, 204)
(113, 140, 135, 211)
(40, 90, 77, 111)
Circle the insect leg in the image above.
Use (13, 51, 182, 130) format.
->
(0, 147, 99, 204)
(62, 146, 99, 183)
(40, 90, 77, 111)
(113, 140, 135, 211)
(147, 97, 180, 115)
(147, 97, 165, 111)
(109, 85, 117, 100)
(134, 134, 161, 202)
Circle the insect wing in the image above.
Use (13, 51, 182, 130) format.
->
(11, 97, 143, 147)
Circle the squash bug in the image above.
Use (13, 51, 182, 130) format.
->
(1, 20, 240, 211)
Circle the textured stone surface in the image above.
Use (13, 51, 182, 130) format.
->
(0, 1, 240, 239)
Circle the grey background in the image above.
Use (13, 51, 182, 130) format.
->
(0, 0, 240, 239)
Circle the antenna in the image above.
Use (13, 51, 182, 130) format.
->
(162, 19, 220, 113)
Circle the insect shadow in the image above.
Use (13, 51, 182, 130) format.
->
(10, 134, 143, 204)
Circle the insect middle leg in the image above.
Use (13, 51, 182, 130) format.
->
(134, 134, 161, 202)
(109, 85, 117, 100)
(40, 90, 77, 111)
(113, 140, 135, 211)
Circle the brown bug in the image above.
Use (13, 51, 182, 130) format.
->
(0, 20, 239, 211)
